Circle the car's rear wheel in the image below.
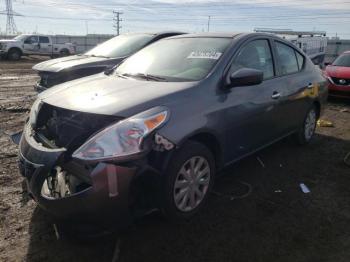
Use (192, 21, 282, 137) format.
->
(161, 141, 215, 221)
(59, 49, 70, 57)
(295, 106, 317, 145)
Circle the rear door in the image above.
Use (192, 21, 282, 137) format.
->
(222, 38, 286, 162)
(23, 35, 40, 54)
(38, 36, 52, 55)
(272, 40, 311, 133)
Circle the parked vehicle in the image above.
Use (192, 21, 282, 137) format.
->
(254, 29, 328, 66)
(0, 34, 76, 61)
(324, 51, 350, 97)
(17, 32, 328, 231)
(32, 32, 184, 92)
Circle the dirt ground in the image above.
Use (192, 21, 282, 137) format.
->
(0, 57, 349, 262)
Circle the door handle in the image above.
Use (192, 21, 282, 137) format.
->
(271, 92, 281, 99)
(307, 83, 313, 89)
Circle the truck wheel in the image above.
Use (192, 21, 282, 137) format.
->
(7, 48, 21, 61)
(59, 49, 70, 57)
(161, 141, 215, 221)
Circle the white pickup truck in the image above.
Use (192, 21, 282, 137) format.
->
(0, 34, 76, 60)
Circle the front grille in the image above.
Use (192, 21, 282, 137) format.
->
(331, 77, 350, 86)
(34, 103, 123, 152)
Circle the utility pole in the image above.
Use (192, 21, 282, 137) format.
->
(5, 0, 17, 35)
(207, 15, 211, 32)
(113, 11, 123, 35)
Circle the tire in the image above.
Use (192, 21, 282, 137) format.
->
(7, 48, 21, 61)
(294, 106, 318, 145)
(161, 141, 215, 221)
(59, 49, 70, 57)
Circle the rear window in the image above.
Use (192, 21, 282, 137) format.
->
(276, 42, 299, 75)
(39, 36, 50, 44)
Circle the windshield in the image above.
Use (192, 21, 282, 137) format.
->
(85, 34, 154, 58)
(333, 53, 350, 67)
(115, 37, 232, 81)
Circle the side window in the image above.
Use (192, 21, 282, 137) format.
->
(24, 36, 38, 44)
(39, 36, 50, 44)
(231, 39, 274, 80)
(295, 52, 305, 70)
(275, 42, 299, 75)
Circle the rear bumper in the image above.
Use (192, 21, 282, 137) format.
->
(18, 124, 138, 228)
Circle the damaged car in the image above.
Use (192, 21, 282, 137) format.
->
(18, 32, 328, 231)
(32, 31, 184, 92)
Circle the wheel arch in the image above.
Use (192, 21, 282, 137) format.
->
(184, 131, 223, 170)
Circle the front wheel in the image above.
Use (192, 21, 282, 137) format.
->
(7, 49, 21, 61)
(161, 141, 215, 221)
(294, 106, 317, 145)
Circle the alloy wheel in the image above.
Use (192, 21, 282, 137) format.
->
(173, 156, 211, 212)
(304, 109, 316, 141)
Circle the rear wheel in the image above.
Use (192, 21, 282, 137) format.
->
(59, 49, 70, 57)
(294, 106, 317, 145)
(7, 48, 21, 61)
(161, 141, 215, 221)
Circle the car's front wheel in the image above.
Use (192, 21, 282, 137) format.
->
(295, 106, 318, 145)
(161, 141, 215, 221)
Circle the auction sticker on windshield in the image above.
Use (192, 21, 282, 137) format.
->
(187, 51, 222, 60)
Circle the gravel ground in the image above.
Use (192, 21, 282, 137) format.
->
(0, 58, 349, 262)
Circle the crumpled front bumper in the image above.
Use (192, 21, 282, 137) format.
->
(18, 124, 137, 228)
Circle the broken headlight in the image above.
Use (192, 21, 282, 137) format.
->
(29, 98, 43, 127)
(72, 106, 169, 162)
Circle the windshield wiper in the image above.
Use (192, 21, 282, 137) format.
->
(122, 73, 167, 82)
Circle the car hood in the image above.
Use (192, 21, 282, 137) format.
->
(326, 65, 350, 78)
(32, 55, 122, 73)
(39, 73, 196, 117)
(0, 39, 18, 43)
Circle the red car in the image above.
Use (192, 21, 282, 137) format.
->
(324, 51, 350, 97)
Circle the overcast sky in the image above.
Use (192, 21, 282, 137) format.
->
(1, 0, 350, 38)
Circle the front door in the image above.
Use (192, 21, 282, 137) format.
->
(23, 36, 40, 55)
(221, 39, 285, 162)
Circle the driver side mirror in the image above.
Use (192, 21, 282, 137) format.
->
(225, 68, 264, 88)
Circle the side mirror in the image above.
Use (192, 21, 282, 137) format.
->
(226, 68, 263, 88)
(324, 62, 331, 66)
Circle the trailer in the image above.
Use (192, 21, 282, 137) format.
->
(254, 28, 327, 66)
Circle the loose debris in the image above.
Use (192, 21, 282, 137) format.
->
(344, 152, 350, 167)
(111, 238, 121, 262)
(317, 119, 334, 127)
(212, 181, 253, 201)
(53, 224, 60, 240)
(300, 183, 311, 194)
(256, 156, 265, 168)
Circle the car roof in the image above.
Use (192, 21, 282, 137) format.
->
(166, 32, 282, 40)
